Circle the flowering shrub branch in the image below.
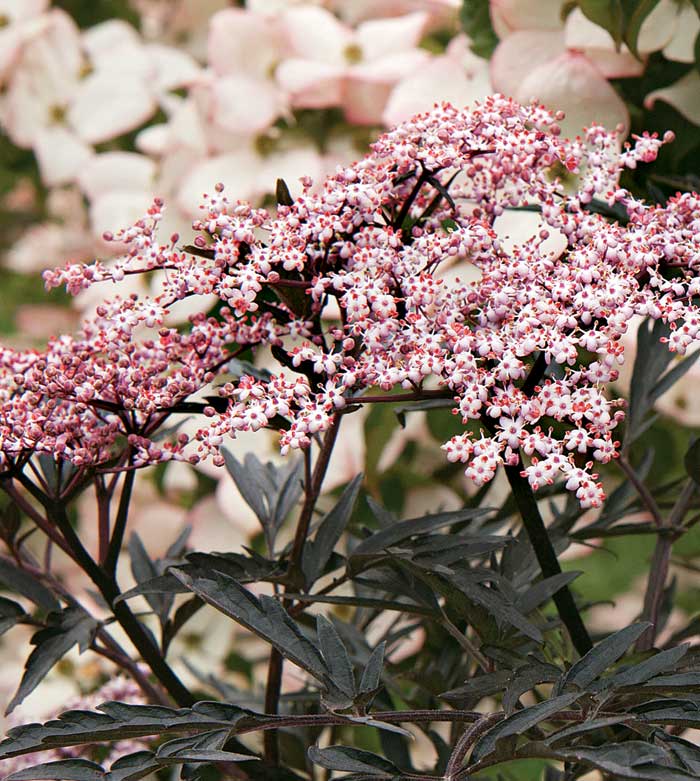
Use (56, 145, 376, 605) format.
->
(3, 96, 700, 780)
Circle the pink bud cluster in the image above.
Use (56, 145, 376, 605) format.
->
(1, 95, 692, 507)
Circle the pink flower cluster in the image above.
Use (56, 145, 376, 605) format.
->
(2, 96, 694, 508)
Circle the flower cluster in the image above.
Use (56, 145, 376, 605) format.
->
(2, 95, 693, 508)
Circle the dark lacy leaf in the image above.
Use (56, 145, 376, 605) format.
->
(7, 607, 99, 714)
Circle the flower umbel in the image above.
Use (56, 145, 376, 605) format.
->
(1, 96, 687, 508)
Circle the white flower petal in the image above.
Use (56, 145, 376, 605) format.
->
(490, 30, 565, 100)
(177, 151, 263, 216)
(34, 126, 92, 186)
(83, 20, 152, 82)
(69, 72, 156, 144)
(384, 53, 491, 125)
(637, 0, 679, 54)
(332, 0, 457, 28)
(208, 7, 284, 78)
(211, 73, 285, 134)
(78, 152, 156, 200)
(516, 51, 629, 135)
(345, 50, 429, 124)
(564, 8, 644, 78)
(355, 11, 429, 61)
(3, 9, 81, 146)
(89, 190, 154, 240)
(663, 4, 700, 63)
(146, 44, 200, 92)
(281, 6, 351, 65)
(276, 58, 345, 108)
(490, 0, 565, 37)
(135, 124, 169, 156)
(645, 70, 700, 125)
(493, 210, 567, 258)
(258, 144, 323, 197)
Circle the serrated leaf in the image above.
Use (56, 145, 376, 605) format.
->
(221, 449, 268, 525)
(155, 729, 252, 763)
(516, 572, 582, 614)
(317, 615, 355, 699)
(8, 759, 105, 781)
(271, 459, 303, 531)
(555, 623, 651, 695)
(116, 573, 189, 604)
(449, 570, 543, 642)
(128, 533, 171, 628)
(0, 556, 60, 612)
(599, 644, 690, 690)
(7, 607, 99, 714)
(351, 507, 490, 560)
(546, 715, 635, 748)
(359, 642, 385, 695)
(169, 566, 330, 686)
(626, 319, 675, 446)
(503, 663, 562, 714)
(0, 701, 257, 760)
(303, 474, 362, 585)
(471, 692, 579, 763)
(308, 745, 399, 776)
(440, 670, 512, 705)
(563, 742, 696, 780)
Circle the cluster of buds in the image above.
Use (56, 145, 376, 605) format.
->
(1, 95, 692, 507)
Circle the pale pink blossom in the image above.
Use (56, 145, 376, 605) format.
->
(276, 6, 430, 124)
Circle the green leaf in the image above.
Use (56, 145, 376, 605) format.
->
(302, 474, 363, 585)
(624, 0, 661, 57)
(7, 607, 99, 714)
(308, 745, 399, 776)
(685, 439, 700, 487)
(471, 693, 580, 763)
(578, 0, 624, 46)
(554, 623, 651, 695)
(460, 0, 499, 58)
